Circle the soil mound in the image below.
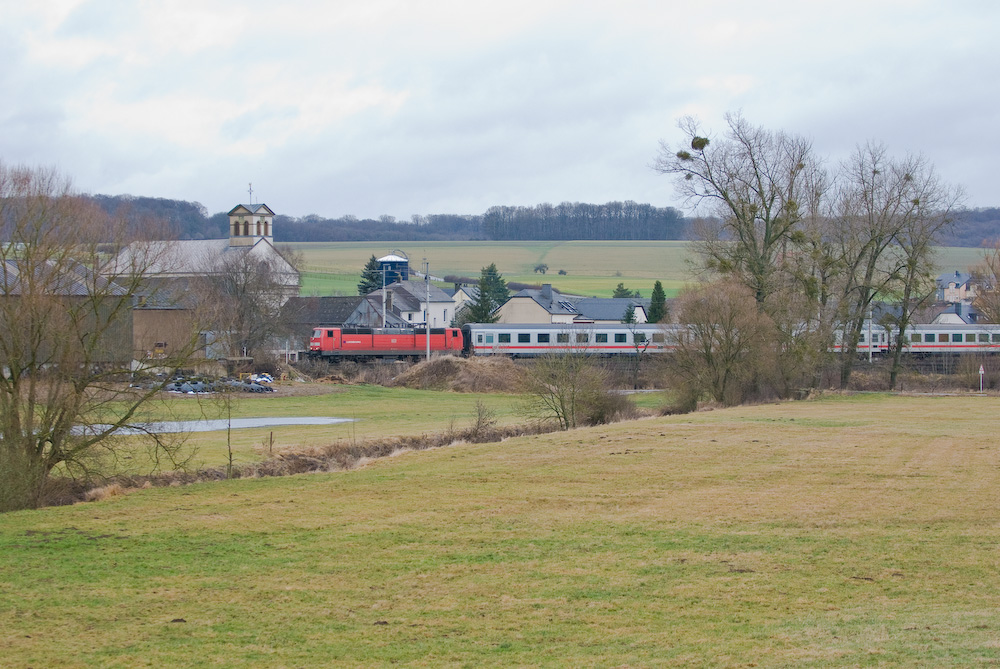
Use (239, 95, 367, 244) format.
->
(390, 355, 526, 392)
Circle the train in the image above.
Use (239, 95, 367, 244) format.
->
(309, 326, 463, 361)
(461, 322, 1000, 357)
(307, 322, 1000, 361)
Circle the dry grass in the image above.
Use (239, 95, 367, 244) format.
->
(3, 394, 1000, 666)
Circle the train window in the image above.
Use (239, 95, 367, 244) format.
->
(859, 334, 865, 343)
(476, 334, 483, 344)
(499, 333, 511, 343)
(615, 333, 627, 343)
(980, 334, 989, 343)
(596, 333, 608, 343)
(925, 334, 935, 343)
(538, 333, 551, 343)
(485, 334, 494, 344)
(556, 333, 569, 343)
(966, 334, 977, 342)
(634, 333, 646, 343)
(576, 333, 589, 343)
(952, 333, 962, 343)
(993, 334, 1000, 343)
(327, 330, 335, 337)
(518, 333, 530, 343)
(939, 334, 949, 342)
(910, 333, 921, 343)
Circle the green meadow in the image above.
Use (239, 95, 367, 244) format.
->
(3, 393, 1000, 666)
(290, 240, 987, 299)
(291, 240, 695, 298)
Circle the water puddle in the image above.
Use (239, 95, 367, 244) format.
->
(80, 417, 353, 435)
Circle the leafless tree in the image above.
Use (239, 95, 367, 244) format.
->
(666, 281, 777, 408)
(973, 240, 1000, 323)
(0, 164, 202, 512)
(654, 112, 818, 304)
(828, 144, 961, 387)
(195, 246, 299, 362)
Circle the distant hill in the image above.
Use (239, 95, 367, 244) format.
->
(940, 208, 1000, 247)
(84, 195, 1000, 246)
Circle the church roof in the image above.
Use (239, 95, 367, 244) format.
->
(227, 203, 274, 216)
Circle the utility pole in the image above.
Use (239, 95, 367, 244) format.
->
(424, 259, 431, 361)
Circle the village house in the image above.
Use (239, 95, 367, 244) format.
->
(495, 284, 648, 324)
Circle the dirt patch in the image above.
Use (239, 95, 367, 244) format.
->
(389, 355, 527, 392)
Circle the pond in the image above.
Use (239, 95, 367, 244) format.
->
(79, 417, 354, 436)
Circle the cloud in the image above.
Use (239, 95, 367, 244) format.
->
(1, 0, 997, 218)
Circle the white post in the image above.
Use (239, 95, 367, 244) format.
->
(867, 310, 873, 363)
(424, 260, 431, 361)
(381, 266, 386, 327)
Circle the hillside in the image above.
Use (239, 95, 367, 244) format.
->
(2, 394, 999, 666)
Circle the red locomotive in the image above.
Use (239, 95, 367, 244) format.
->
(309, 326, 463, 361)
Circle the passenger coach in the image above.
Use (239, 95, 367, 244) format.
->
(461, 323, 672, 357)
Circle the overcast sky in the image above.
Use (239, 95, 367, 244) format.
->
(2, 1, 997, 219)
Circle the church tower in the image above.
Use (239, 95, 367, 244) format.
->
(227, 203, 275, 247)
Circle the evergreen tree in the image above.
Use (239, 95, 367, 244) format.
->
(461, 263, 509, 324)
(479, 263, 509, 310)
(648, 280, 667, 323)
(622, 304, 636, 324)
(613, 282, 634, 298)
(357, 255, 382, 295)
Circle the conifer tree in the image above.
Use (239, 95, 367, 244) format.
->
(357, 255, 382, 295)
(648, 280, 667, 323)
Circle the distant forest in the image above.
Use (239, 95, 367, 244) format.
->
(86, 194, 1000, 247)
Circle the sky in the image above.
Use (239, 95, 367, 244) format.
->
(1, 0, 997, 220)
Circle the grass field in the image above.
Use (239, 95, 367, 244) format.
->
(3, 393, 1000, 666)
(291, 240, 988, 299)
(291, 241, 695, 298)
(115, 385, 531, 471)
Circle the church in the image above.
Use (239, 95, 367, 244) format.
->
(121, 203, 300, 362)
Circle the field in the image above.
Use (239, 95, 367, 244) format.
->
(127, 384, 530, 471)
(3, 392, 1000, 666)
(290, 240, 695, 298)
(289, 240, 988, 299)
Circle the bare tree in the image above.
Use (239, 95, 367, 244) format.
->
(829, 144, 961, 387)
(666, 281, 777, 408)
(0, 164, 202, 512)
(654, 112, 817, 304)
(973, 240, 1000, 323)
(196, 247, 298, 362)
